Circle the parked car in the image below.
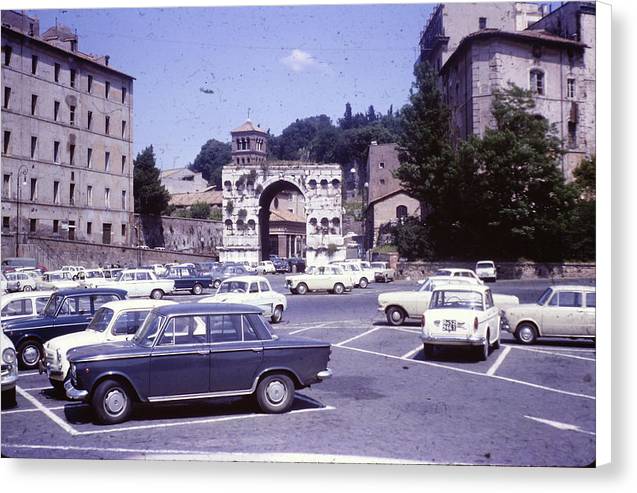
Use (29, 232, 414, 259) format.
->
(287, 257, 306, 273)
(0, 273, 8, 294)
(475, 260, 497, 283)
(37, 270, 81, 290)
(371, 262, 395, 283)
(1, 257, 38, 271)
(272, 258, 290, 273)
(61, 266, 85, 276)
(210, 264, 251, 288)
(286, 265, 353, 295)
(256, 261, 276, 275)
(332, 262, 370, 288)
(77, 269, 114, 288)
(420, 285, 501, 361)
(112, 269, 175, 299)
(64, 303, 333, 424)
(1, 291, 55, 321)
(1, 331, 18, 407)
(149, 264, 167, 276)
(1, 288, 128, 369)
(348, 260, 377, 284)
(162, 265, 213, 295)
(432, 268, 483, 285)
(4, 271, 38, 292)
(199, 276, 287, 323)
(103, 268, 124, 280)
(501, 285, 596, 345)
(42, 299, 175, 393)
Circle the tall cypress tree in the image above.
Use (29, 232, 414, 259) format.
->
(133, 145, 170, 215)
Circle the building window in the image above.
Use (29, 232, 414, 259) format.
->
(87, 185, 93, 206)
(30, 136, 37, 159)
(121, 224, 126, 237)
(3, 86, 10, 109)
(2, 174, 10, 197)
(105, 188, 111, 209)
(3, 130, 10, 154)
(105, 151, 110, 171)
(121, 155, 127, 174)
(105, 116, 110, 134)
(30, 218, 36, 233)
(121, 190, 126, 209)
(87, 221, 92, 235)
(378, 162, 385, 169)
(102, 223, 112, 244)
(68, 220, 75, 240)
(31, 55, 38, 75)
(87, 148, 93, 168)
(121, 86, 127, 104)
(54, 63, 60, 82)
(379, 179, 385, 185)
(396, 205, 408, 219)
(105, 81, 110, 99)
(54, 100, 60, 121)
(121, 120, 127, 138)
(30, 178, 37, 201)
(70, 105, 76, 125)
(3, 216, 10, 230)
(87, 75, 93, 93)
(479, 17, 487, 29)
(53, 141, 60, 163)
(87, 111, 93, 130)
(69, 144, 76, 165)
(53, 181, 60, 204)
(70, 69, 76, 88)
(530, 69, 544, 95)
(567, 78, 576, 99)
(568, 121, 577, 148)
(53, 219, 59, 233)
(69, 183, 76, 205)
(31, 94, 38, 115)
(3, 45, 12, 66)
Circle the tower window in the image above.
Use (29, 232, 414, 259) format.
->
(53, 181, 60, 204)
(105, 81, 110, 99)
(30, 136, 37, 159)
(54, 63, 60, 82)
(4, 45, 12, 66)
(479, 17, 487, 29)
(70, 69, 76, 88)
(31, 94, 38, 115)
(530, 69, 544, 95)
(3, 86, 10, 109)
(87, 111, 93, 130)
(87, 75, 93, 93)
(54, 100, 60, 121)
(53, 141, 60, 163)
(31, 55, 38, 74)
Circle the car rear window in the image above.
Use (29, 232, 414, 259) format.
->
(2, 298, 33, 317)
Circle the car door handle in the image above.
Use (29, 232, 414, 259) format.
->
(251, 347, 263, 352)
(196, 349, 210, 355)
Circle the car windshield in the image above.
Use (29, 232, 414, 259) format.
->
(132, 312, 164, 347)
(476, 262, 493, 269)
(43, 294, 65, 317)
(430, 290, 484, 311)
(417, 280, 433, 292)
(537, 287, 554, 305)
(85, 270, 104, 279)
(87, 307, 115, 332)
(217, 281, 249, 294)
(305, 266, 318, 275)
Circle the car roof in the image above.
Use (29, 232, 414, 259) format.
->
(154, 302, 262, 316)
(436, 268, 475, 273)
(99, 299, 176, 312)
(428, 276, 475, 283)
(548, 284, 596, 292)
(121, 268, 154, 273)
(221, 275, 267, 283)
(1, 290, 55, 303)
(432, 284, 489, 293)
(476, 260, 495, 264)
(53, 287, 128, 297)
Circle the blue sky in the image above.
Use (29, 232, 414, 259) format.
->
(32, 3, 433, 170)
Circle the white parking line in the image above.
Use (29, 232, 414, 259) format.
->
(334, 327, 381, 347)
(15, 387, 80, 436)
(1, 403, 88, 415)
(17, 370, 42, 376)
(334, 345, 595, 400)
(486, 346, 512, 376)
(21, 386, 53, 392)
(524, 415, 596, 436)
(505, 345, 596, 362)
(502, 344, 595, 354)
(400, 345, 423, 359)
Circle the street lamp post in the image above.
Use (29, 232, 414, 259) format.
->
(15, 165, 28, 257)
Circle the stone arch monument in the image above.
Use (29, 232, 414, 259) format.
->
(218, 120, 345, 266)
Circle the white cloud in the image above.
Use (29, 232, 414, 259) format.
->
(280, 49, 330, 73)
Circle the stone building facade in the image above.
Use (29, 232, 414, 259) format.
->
(364, 143, 420, 249)
(1, 10, 134, 254)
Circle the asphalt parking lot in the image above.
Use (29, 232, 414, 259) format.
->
(1, 277, 596, 465)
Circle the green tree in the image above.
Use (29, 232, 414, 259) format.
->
(133, 146, 170, 215)
(392, 217, 433, 260)
(190, 201, 211, 219)
(563, 156, 595, 260)
(189, 139, 232, 188)
(573, 155, 596, 200)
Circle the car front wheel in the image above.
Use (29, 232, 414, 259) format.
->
(333, 283, 345, 295)
(296, 283, 308, 295)
(92, 379, 133, 425)
(256, 374, 294, 414)
(515, 323, 537, 345)
(358, 277, 368, 289)
(17, 340, 43, 370)
(191, 283, 203, 295)
(271, 305, 284, 324)
(150, 289, 164, 300)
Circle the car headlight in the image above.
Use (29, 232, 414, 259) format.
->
(2, 347, 16, 365)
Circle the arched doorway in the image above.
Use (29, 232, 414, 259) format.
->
(258, 180, 305, 261)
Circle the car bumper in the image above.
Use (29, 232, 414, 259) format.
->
(420, 334, 486, 347)
(1, 372, 18, 391)
(64, 379, 88, 401)
(317, 368, 333, 380)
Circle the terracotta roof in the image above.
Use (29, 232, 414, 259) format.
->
(169, 190, 223, 207)
(270, 209, 305, 223)
(231, 119, 268, 134)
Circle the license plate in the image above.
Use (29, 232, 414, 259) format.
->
(442, 320, 457, 332)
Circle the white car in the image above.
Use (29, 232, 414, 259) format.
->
(1, 273, 8, 293)
(420, 285, 501, 361)
(430, 268, 484, 285)
(43, 299, 176, 392)
(1, 291, 55, 321)
(37, 270, 80, 290)
(1, 331, 18, 407)
(61, 265, 85, 275)
(77, 269, 114, 288)
(475, 260, 497, 282)
(285, 265, 353, 295)
(198, 276, 287, 323)
(332, 262, 370, 288)
(4, 271, 37, 292)
(256, 261, 276, 275)
(111, 269, 175, 299)
(149, 264, 167, 276)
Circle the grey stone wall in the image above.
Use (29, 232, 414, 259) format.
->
(135, 214, 222, 254)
